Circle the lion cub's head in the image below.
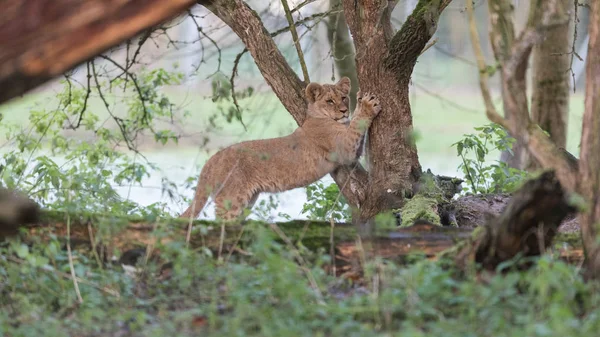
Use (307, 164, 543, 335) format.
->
(305, 77, 351, 124)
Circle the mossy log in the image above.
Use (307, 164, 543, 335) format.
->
(0, 206, 582, 269)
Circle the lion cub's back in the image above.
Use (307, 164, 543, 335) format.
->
(206, 131, 335, 193)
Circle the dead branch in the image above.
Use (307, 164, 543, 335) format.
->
(0, 0, 197, 105)
(456, 171, 575, 271)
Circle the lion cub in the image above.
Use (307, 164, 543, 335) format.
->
(180, 77, 381, 221)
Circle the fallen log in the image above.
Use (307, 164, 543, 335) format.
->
(0, 204, 582, 271)
(453, 170, 576, 271)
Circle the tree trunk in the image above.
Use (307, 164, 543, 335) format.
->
(341, 0, 451, 221)
(488, 0, 529, 169)
(528, 0, 573, 170)
(327, 0, 359, 111)
(578, 0, 600, 279)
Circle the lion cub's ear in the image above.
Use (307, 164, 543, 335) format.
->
(305, 82, 324, 103)
(336, 77, 351, 94)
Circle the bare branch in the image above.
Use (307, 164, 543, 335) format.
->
(281, 0, 310, 83)
(465, 0, 507, 127)
(64, 62, 92, 130)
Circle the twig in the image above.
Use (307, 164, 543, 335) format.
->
(465, 0, 507, 127)
(66, 191, 84, 303)
(110, 30, 152, 86)
(419, 38, 438, 56)
(568, 0, 581, 92)
(218, 223, 225, 262)
(65, 62, 92, 130)
(91, 60, 138, 152)
(433, 45, 478, 67)
(87, 222, 104, 269)
(281, 0, 310, 83)
(225, 224, 247, 264)
(291, 0, 316, 13)
(144, 220, 159, 265)
(99, 55, 152, 127)
(229, 49, 248, 131)
(329, 216, 336, 276)
(189, 10, 222, 78)
(413, 82, 480, 114)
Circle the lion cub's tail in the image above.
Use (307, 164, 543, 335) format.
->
(179, 175, 210, 220)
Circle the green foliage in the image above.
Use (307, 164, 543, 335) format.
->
(452, 123, 529, 194)
(0, 67, 190, 217)
(301, 181, 350, 221)
(2, 227, 599, 336)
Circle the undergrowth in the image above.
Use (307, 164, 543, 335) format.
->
(1, 225, 599, 336)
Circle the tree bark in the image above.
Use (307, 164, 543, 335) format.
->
(456, 171, 574, 271)
(0, 0, 196, 105)
(488, 0, 529, 169)
(578, 0, 600, 279)
(341, 0, 451, 221)
(327, 0, 359, 111)
(528, 0, 573, 170)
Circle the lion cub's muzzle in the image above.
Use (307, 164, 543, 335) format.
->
(336, 110, 349, 124)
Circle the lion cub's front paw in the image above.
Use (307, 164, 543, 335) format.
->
(358, 92, 381, 117)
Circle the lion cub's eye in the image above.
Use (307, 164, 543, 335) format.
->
(326, 99, 334, 105)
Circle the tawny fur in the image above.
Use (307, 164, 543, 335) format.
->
(180, 77, 381, 221)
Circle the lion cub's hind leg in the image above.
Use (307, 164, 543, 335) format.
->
(214, 188, 259, 223)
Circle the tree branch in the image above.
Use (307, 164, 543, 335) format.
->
(384, 0, 451, 80)
(281, 0, 310, 83)
(465, 0, 507, 127)
(0, 0, 197, 105)
(202, 0, 307, 124)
